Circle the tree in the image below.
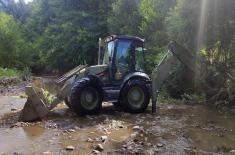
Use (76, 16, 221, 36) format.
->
(108, 0, 142, 35)
(26, 0, 112, 73)
(0, 12, 32, 68)
(0, 0, 28, 21)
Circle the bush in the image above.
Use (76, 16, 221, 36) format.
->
(0, 68, 19, 78)
(19, 67, 31, 81)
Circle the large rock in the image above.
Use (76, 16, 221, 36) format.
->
(101, 135, 108, 143)
(65, 145, 75, 151)
(95, 144, 104, 152)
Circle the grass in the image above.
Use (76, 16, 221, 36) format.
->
(157, 90, 205, 105)
(0, 67, 19, 78)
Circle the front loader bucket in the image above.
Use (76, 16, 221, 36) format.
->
(20, 86, 49, 122)
(19, 65, 87, 122)
(20, 85, 61, 122)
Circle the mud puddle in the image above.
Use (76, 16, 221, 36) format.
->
(1, 96, 235, 154)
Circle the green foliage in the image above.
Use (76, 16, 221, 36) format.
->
(41, 88, 56, 106)
(166, 0, 201, 51)
(0, 68, 19, 78)
(25, 0, 111, 73)
(20, 67, 31, 81)
(198, 39, 235, 106)
(0, 12, 33, 69)
(108, 0, 142, 35)
(164, 0, 235, 104)
(108, 0, 176, 73)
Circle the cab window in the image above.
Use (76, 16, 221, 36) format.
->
(114, 40, 132, 80)
(103, 41, 114, 64)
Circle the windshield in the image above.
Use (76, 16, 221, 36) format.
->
(103, 41, 114, 64)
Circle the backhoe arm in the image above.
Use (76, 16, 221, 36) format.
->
(151, 42, 199, 113)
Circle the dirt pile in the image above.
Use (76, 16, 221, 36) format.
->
(0, 77, 27, 96)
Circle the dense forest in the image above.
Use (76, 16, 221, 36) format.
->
(0, 0, 235, 105)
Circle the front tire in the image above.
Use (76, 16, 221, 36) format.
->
(121, 79, 150, 113)
(70, 77, 102, 115)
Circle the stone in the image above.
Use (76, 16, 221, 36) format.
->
(122, 144, 128, 149)
(11, 108, 18, 111)
(87, 138, 93, 142)
(74, 126, 80, 130)
(118, 125, 124, 128)
(147, 143, 152, 146)
(43, 151, 53, 155)
(95, 144, 104, 152)
(157, 143, 164, 147)
(65, 145, 75, 151)
(101, 135, 108, 142)
(146, 149, 155, 155)
(130, 132, 137, 138)
(144, 137, 148, 142)
(68, 129, 76, 132)
(10, 122, 22, 128)
(132, 126, 141, 131)
(92, 150, 101, 155)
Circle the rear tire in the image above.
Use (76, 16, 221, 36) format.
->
(70, 77, 102, 115)
(121, 79, 150, 113)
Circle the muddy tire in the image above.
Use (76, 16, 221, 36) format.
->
(121, 79, 150, 113)
(70, 77, 102, 115)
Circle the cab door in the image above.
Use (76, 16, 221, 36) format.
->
(111, 39, 135, 85)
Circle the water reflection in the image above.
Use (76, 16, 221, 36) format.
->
(23, 126, 45, 139)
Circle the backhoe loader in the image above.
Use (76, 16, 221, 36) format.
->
(20, 35, 199, 121)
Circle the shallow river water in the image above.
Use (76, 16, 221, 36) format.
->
(0, 96, 235, 155)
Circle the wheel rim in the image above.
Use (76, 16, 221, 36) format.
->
(80, 87, 99, 110)
(127, 86, 145, 108)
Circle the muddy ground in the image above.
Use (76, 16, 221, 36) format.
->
(0, 78, 235, 155)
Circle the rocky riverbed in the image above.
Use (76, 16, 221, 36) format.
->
(0, 78, 235, 154)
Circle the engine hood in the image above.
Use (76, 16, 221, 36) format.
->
(84, 64, 108, 76)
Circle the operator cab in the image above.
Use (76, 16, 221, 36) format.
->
(102, 35, 146, 85)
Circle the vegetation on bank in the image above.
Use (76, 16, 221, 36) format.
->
(0, 67, 31, 81)
(0, 68, 19, 78)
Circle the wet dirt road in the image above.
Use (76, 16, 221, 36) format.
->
(0, 96, 235, 155)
